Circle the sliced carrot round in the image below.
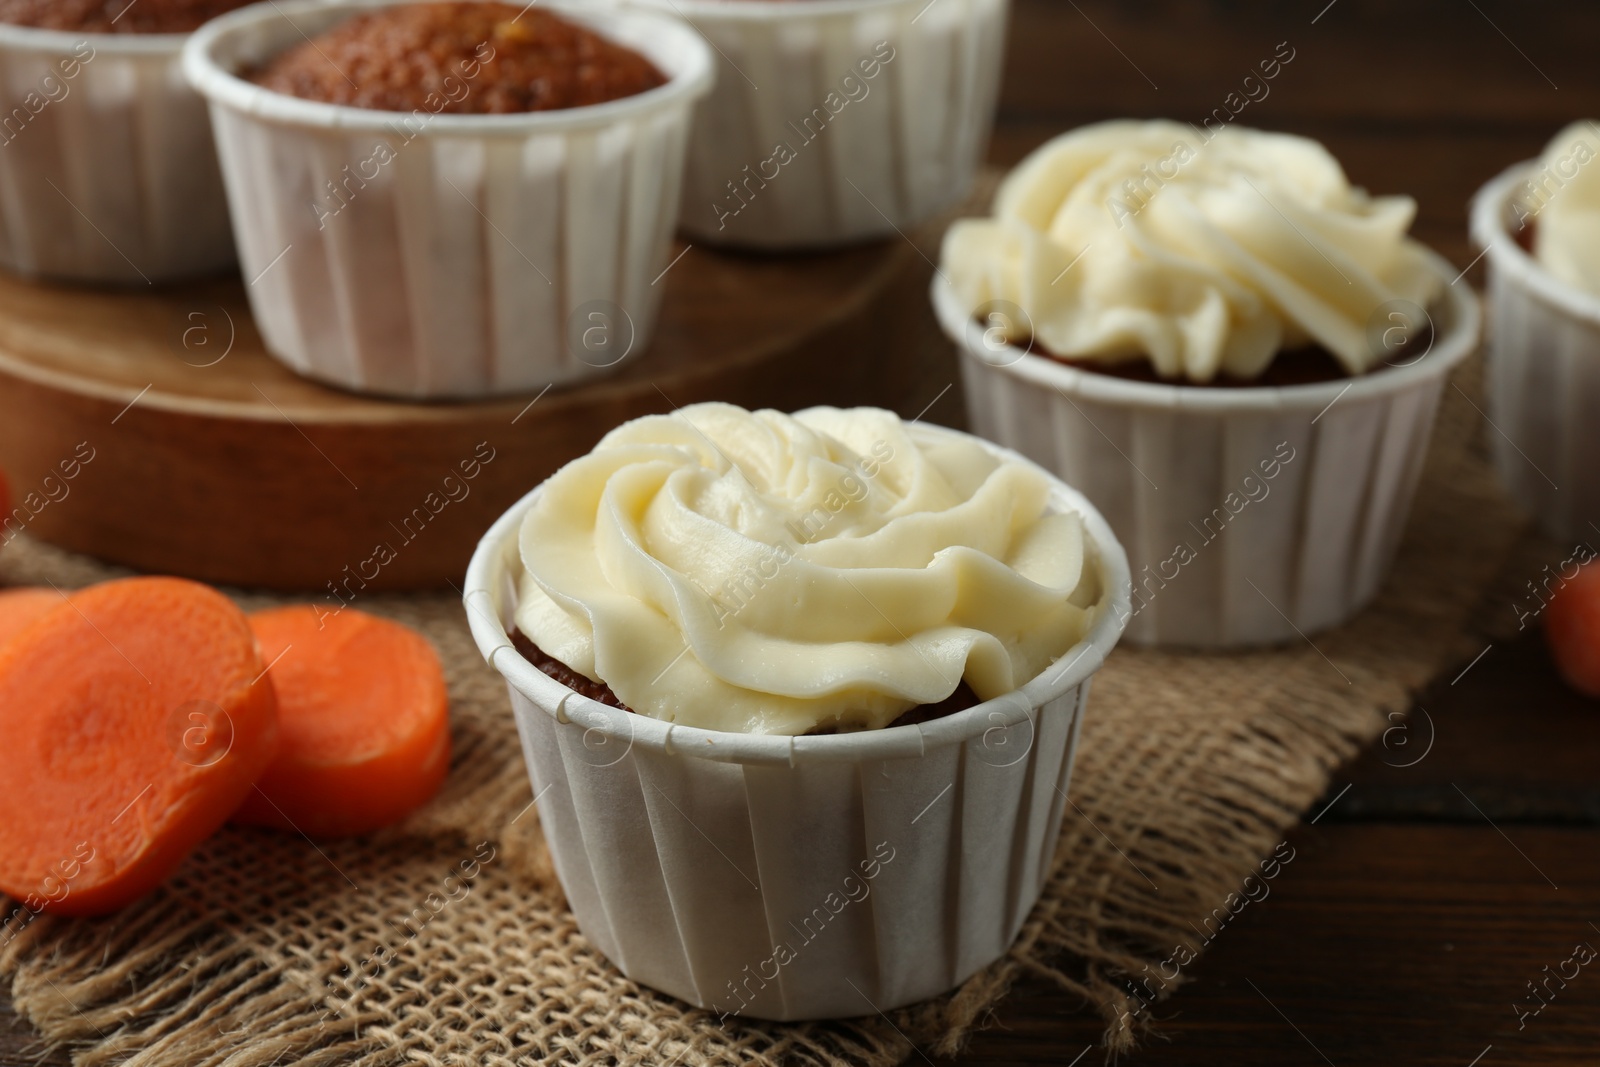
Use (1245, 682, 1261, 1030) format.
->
(1547, 560, 1600, 698)
(233, 606, 451, 839)
(0, 587, 62, 649)
(0, 577, 278, 917)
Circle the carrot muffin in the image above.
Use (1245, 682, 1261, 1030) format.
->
(248, 2, 667, 114)
(0, 0, 253, 33)
(0, 0, 242, 283)
(942, 120, 1445, 383)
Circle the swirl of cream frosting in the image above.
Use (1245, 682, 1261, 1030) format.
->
(1521, 121, 1600, 295)
(941, 120, 1444, 382)
(513, 403, 1103, 735)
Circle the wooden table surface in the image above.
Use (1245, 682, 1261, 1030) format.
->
(6, 0, 1600, 1063)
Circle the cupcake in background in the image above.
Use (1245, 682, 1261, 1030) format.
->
(0, 0, 249, 282)
(634, 0, 1009, 249)
(935, 119, 1480, 647)
(185, 0, 713, 399)
(1517, 122, 1600, 294)
(1472, 122, 1600, 542)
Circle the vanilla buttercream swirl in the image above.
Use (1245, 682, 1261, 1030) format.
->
(942, 120, 1444, 381)
(1522, 121, 1600, 295)
(513, 404, 1102, 734)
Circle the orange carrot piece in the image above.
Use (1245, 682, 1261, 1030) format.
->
(232, 606, 451, 839)
(1547, 560, 1600, 698)
(0, 577, 278, 917)
(0, 587, 62, 649)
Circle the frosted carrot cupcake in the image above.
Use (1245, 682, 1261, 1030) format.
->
(1471, 122, 1600, 539)
(934, 120, 1480, 647)
(465, 402, 1129, 1018)
(0, 0, 249, 281)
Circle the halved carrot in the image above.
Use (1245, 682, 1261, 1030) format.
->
(0, 587, 62, 649)
(0, 577, 277, 917)
(232, 606, 450, 839)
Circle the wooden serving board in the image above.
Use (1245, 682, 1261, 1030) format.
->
(0, 237, 955, 592)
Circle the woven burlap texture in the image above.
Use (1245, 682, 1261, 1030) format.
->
(0, 360, 1526, 1066)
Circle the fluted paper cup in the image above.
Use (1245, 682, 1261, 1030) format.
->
(463, 424, 1130, 1021)
(636, 0, 1007, 249)
(935, 250, 1479, 649)
(0, 23, 234, 283)
(184, 0, 713, 399)
(1470, 163, 1600, 541)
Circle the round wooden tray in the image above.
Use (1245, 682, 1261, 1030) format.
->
(0, 239, 943, 591)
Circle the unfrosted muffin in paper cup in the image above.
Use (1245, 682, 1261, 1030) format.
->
(463, 402, 1129, 1020)
(634, 0, 1007, 249)
(935, 120, 1480, 648)
(0, 1, 249, 283)
(183, 0, 713, 399)
(1470, 122, 1600, 541)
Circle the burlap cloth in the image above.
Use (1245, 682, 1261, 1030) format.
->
(0, 357, 1531, 1066)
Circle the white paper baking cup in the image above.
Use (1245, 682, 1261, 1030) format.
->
(184, 0, 714, 399)
(463, 424, 1130, 1020)
(634, 0, 1007, 249)
(935, 250, 1480, 649)
(0, 23, 235, 283)
(1470, 163, 1600, 541)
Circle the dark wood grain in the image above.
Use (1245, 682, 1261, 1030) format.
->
(1335, 632, 1600, 824)
(929, 626, 1600, 1067)
(6, 0, 1600, 1063)
(933, 824, 1600, 1067)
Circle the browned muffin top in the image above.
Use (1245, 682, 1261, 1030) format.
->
(0, 0, 254, 33)
(248, 2, 668, 114)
